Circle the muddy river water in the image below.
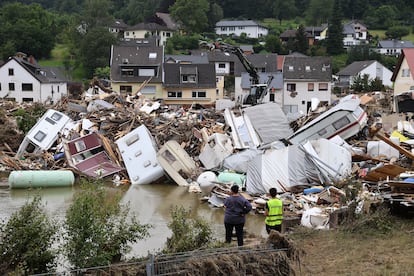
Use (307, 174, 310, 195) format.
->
(0, 177, 267, 258)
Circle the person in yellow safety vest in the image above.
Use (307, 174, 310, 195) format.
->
(264, 187, 283, 234)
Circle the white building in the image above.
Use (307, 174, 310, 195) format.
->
(336, 60, 393, 88)
(282, 55, 332, 115)
(215, 20, 268, 38)
(0, 55, 68, 103)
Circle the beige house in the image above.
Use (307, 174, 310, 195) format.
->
(392, 48, 414, 94)
(163, 63, 223, 106)
(124, 22, 173, 46)
(110, 40, 164, 99)
(391, 48, 414, 112)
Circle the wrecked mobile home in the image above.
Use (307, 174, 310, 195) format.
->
(1, 89, 414, 230)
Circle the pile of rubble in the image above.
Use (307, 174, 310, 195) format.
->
(1, 85, 414, 229)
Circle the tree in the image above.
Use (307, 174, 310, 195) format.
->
(0, 3, 57, 59)
(385, 26, 410, 40)
(164, 206, 217, 253)
(0, 196, 58, 275)
(78, 27, 117, 78)
(63, 181, 151, 269)
(207, 1, 224, 31)
(295, 24, 309, 54)
(305, 0, 333, 25)
(272, 0, 298, 25)
(326, 0, 344, 55)
(364, 5, 398, 29)
(265, 34, 282, 53)
(170, 0, 210, 33)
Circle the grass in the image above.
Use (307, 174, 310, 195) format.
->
(288, 209, 414, 275)
(38, 43, 86, 81)
(38, 44, 68, 67)
(366, 29, 414, 42)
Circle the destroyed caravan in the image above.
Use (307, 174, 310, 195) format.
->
(16, 109, 71, 158)
(288, 97, 368, 145)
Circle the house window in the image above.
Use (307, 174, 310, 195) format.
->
(287, 83, 296, 91)
(22, 98, 33, 102)
(238, 26, 245, 30)
(167, 91, 182, 98)
(22, 83, 33, 91)
(319, 83, 328, 91)
(308, 83, 314, 91)
(120, 85, 132, 93)
(192, 91, 206, 98)
(9, 83, 15, 91)
(0, 83, 1, 91)
(402, 69, 411, 77)
(218, 63, 226, 68)
(34, 131, 46, 142)
(221, 27, 226, 31)
(229, 27, 235, 31)
(182, 75, 196, 83)
(8, 68, 14, 76)
(121, 68, 134, 76)
(139, 68, 155, 77)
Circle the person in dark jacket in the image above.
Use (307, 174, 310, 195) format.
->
(223, 185, 252, 246)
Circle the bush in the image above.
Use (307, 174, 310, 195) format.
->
(164, 206, 217, 253)
(12, 104, 47, 134)
(0, 195, 58, 274)
(62, 180, 151, 269)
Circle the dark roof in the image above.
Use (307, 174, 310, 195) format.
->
(336, 60, 376, 76)
(126, 22, 171, 31)
(234, 53, 278, 75)
(118, 37, 158, 47)
(280, 29, 313, 39)
(241, 71, 283, 89)
(163, 63, 216, 88)
(378, 40, 414, 49)
(1, 56, 68, 83)
(110, 44, 163, 83)
(283, 56, 332, 81)
(165, 54, 209, 64)
(215, 20, 267, 29)
(110, 19, 128, 29)
(155, 12, 179, 30)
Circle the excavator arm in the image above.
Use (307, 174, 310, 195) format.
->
(201, 41, 272, 105)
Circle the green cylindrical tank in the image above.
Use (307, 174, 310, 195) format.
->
(8, 170, 75, 189)
(217, 171, 246, 186)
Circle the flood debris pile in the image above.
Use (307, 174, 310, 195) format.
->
(0, 84, 414, 227)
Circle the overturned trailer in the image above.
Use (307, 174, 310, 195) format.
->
(16, 109, 71, 158)
(288, 97, 367, 145)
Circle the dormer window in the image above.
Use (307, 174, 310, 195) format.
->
(288, 66, 294, 71)
(149, 53, 157, 59)
(305, 66, 311, 72)
(180, 66, 197, 83)
(182, 75, 196, 83)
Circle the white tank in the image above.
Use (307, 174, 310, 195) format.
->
(197, 171, 217, 195)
